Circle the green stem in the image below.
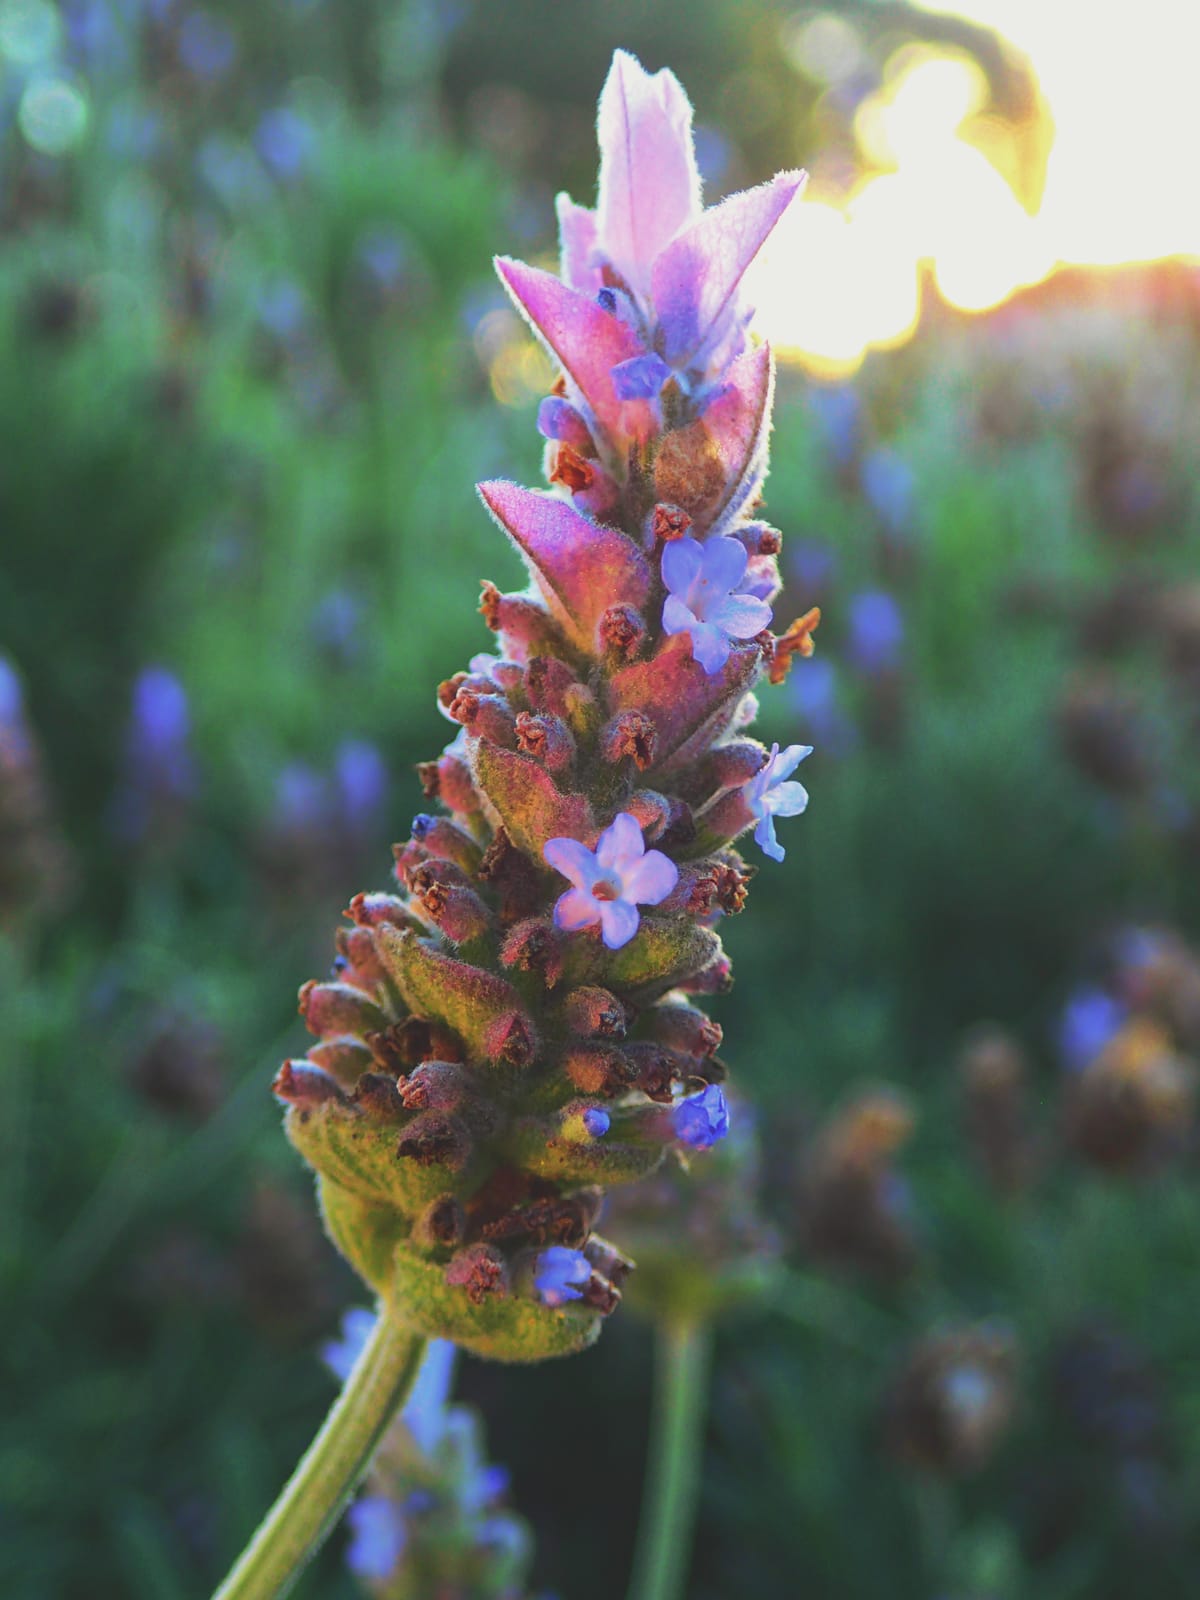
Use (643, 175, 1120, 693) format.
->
(627, 1318, 713, 1600)
(212, 1311, 426, 1600)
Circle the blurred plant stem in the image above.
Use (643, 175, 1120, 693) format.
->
(627, 1318, 713, 1600)
(212, 1311, 426, 1600)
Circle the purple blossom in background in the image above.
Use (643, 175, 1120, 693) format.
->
(743, 741, 811, 862)
(310, 587, 363, 666)
(114, 667, 196, 843)
(661, 535, 772, 674)
(846, 589, 905, 674)
(178, 10, 237, 82)
(0, 657, 29, 755)
(808, 382, 861, 469)
(401, 1338, 457, 1456)
(860, 448, 916, 535)
(463, 1463, 511, 1514)
(791, 657, 855, 751)
(533, 1246, 591, 1307)
(1058, 986, 1128, 1072)
(345, 1495, 407, 1580)
(788, 538, 838, 598)
(673, 1084, 730, 1150)
(254, 108, 314, 182)
(273, 761, 327, 832)
(544, 813, 678, 950)
(355, 226, 414, 293)
(256, 278, 308, 341)
(334, 739, 387, 835)
(320, 1306, 376, 1382)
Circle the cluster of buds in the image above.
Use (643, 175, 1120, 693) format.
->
(957, 1027, 1038, 1197)
(274, 53, 820, 1361)
(323, 1312, 546, 1598)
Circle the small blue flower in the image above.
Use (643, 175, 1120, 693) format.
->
(533, 1246, 591, 1307)
(1058, 986, 1127, 1072)
(345, 1494, 406, 1580)
(582, 1107, 611, 1138)
(673, 1084, 730, 1150)
(846, 590, 904, 674)
(743, 741, 812, 862)
(320, 1306, 377, 1382)
(611, 351, 672, 401)
(661, 535, 772, 675)
(543, 812, 678, 951)
(463, 1462, 511, 1513)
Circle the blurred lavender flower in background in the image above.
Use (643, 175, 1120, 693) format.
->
(846, 589, 905, 676)
(177, 9, 236, 83)
(859, 448, 916, 538)
(1058, 985, 1128, 1073)
(111, 665, 196, 849)
(255, 107, 315, 183)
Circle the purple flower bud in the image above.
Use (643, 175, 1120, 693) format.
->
(673, 1084, 730, 1150)
(533, 1245, 591, 1307)
(582, 1107, 611, 1138)
(846, 590, 905, 674)
(611, 352, 672, 401)
(345, 1494, 407, 1580)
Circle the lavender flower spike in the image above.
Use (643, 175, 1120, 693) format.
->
(274, 49, 821, 1367)
(544, 812, 678, 950)
(662, 535, 772, 674)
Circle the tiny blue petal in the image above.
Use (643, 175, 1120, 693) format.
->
(673, 1084, 730, 1150)
(611, 352, 672, 401)
(582, 1108, 611, 1138)
(320, 1307, 377, 1382)
(345, 1495, 406, 1580)
(534, 1246, 591, 1307)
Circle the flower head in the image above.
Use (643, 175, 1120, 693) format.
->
(661, 535, 772, 675)
(673, 1084, 730, 1150)
(533, 1246, 591, 1307)
(744, 741, 812, 861)
(1058, 986, 1127, 1072)
(543, 812, 678, 950)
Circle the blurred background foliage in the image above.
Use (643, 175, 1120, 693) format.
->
(3, 1, 1200, 1597)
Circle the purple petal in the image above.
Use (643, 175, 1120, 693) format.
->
(770, 743, 813, 783)
(689, 621, 733, 676)
(701, 534, 749, 593)
(754, 812, 784, 862)
(707, 593, 772, 639)
(597, 811, 645, 871)
(598, 898, 641, 950)
(554, 887, 601, 932)
(661, 535, 704, 594)
(611, 352, 672, 401)
(698, 342, 775, 534)
(652, 171, 806, 366)
(596, 50, 702, 300)
(494, 257, 646, 441)
(543, 836, 599, 888)
(478, 480, 651, 653)
(622, 848, 679, 906)
(768, 780, 810, 819)
(662, 594, 697, 636)
(556, 193, 601, 294)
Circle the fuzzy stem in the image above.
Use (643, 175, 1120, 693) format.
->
(212, 1312, 426, 1600)
(627, 1317, 713, 1600)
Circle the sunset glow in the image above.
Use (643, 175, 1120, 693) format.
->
(751, 2, 1200, 375)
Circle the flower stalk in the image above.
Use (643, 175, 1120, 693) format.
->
(212, 1313, 426, 1600)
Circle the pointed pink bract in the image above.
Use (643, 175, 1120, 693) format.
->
(495, 257, 647, 442)
(478, 479, 652, 654)
(595, 49, 702, 300)
(555, 194, 602, 295)
(651, 171, 806, 367)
